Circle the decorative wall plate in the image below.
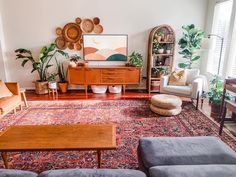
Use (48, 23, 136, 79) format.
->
(55, 37, 67, 50)
(74, 42, 82, 51)
(55, 27, 62, 36)
(62, 23, 82, 43)
(93, 17, 100, 25)
(75, 17, 82, 24)
(93, 25, 103, 34)
(68, 42, 74, 50)
(81, 19, 94, 33)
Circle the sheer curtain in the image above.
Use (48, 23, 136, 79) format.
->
(207, 0, 233, 76)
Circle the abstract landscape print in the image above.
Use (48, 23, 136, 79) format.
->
(83, 34, 128, 61)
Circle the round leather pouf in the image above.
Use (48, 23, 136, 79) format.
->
(151, 94, 182, 109)
(150, 104, 182, 116)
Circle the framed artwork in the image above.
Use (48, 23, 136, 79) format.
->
(83, 34, 128, 61)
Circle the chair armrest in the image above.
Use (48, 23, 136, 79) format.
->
(160, 75, 169, 92)
(191, 78, 203, 99)
(5, 82, 20, 95)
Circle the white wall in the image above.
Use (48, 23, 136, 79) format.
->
(0, 0, 208, 89)
(0, 0, 6, 81)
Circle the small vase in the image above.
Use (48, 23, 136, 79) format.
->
(158, 49, 164, 54)
(166, 50, 171, 54)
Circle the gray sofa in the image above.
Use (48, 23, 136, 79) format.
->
(0, 169, 146, 177)
(138, 136, 236, 177)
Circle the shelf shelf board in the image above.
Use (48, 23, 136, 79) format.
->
(153, 54, 173, 57)
(153, 41, 174, 44)
(151, 65, 170, 68)
(150, 90, 160, 93)
(151, 78, 161, 81)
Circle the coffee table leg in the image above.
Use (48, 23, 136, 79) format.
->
(97, 150, 101, 168)
(1, 152, 9, 169)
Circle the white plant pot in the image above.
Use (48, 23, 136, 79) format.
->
(48, 82, 57, 89)
(109, 85, 122, 94)
(158, 49, 164, 54)
(166, 50, 171, 54)
(91, 85, 107, 94)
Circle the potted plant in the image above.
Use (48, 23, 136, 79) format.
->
(47, 73, 58, 89)
(155, 31, 165, 42)
(153, 43, 165, 54)
(166, 45, 171, 54)
(207, 75, 232, 121)
(69, 54, 82, 67)
(153, 67, 167, 78)
(56, 59, 69, 93)
(127, 52, 143, 67)
(15, 43, 68, 94)
(178, 24, 204, 69)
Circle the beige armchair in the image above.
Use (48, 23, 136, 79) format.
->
(160, 69, 206, 109)
(0, 82, 22, 116)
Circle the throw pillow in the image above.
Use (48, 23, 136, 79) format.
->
(0, 81, 13, 99)
(168, 70, 187, 86)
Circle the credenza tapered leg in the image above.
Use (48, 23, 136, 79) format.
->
(1, 152, 9, 169)
(123, 85, 126, 94)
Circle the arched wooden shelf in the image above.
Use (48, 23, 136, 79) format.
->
(146, 25, 176, 93)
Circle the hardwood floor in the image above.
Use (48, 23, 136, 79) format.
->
(24, 90, 236, 136)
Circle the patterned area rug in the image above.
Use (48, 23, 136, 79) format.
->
(0, 100, 236, 173)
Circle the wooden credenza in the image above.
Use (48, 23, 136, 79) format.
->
(68, 65, 141, 94)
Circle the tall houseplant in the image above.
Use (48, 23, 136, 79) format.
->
(178, 24, 204, 69)
(15, 43, 68, 94)
(207, 75, 231, 121)
(56, 59, 68, 93)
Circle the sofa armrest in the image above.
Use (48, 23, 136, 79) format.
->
(160, 75, 169, 92)
(5, 82, 20, 95)
(191, 78, 203, 99)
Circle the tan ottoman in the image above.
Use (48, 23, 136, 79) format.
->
(150, 94, 182, 116)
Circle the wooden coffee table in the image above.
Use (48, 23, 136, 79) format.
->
(0, 124, 116, 169)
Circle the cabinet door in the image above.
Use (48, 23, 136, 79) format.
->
(125, 68, 140, 84)
(68, 67, 85, 84)
(85, 68, 101, 84)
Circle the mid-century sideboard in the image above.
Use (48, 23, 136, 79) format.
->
(68, 65, 141, 94)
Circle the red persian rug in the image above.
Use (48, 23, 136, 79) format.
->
(0, 100, 236, 173)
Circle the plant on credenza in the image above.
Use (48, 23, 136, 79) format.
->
(178, 24, 204, 69)
(127, 52, 143, 67)
(15, 43, 68, 94)
(207, 75, 232, 121)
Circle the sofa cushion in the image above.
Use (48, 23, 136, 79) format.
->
(149, 165, 236, 177)
(0, 95, 21, 114)
(38, 169, 146, 177)
(0, 169, 37, 177)
(0, 81, 13, 99)
(138, 136, 236, 169)
(168, 70, 187, 86)
(162, 85, 191, 96)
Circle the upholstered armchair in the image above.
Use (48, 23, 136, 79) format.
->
(160, 69, 206, 109)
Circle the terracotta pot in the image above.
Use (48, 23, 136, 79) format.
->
(58, 82, 68, 93)
(156, 73, 164, 78)
(210, 103, 221, 121)
(35, 81, 48, 94)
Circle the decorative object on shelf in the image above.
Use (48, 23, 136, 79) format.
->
(55, 17, 104, 51)
(147, 25, 176, 93)
(48, 73, 58, 90)
(83, 34, 128, 61)
(69, 54, 82, 67)
(178, 24, 204, 69)
(207, 75, 232, 121)
(152, 67, 167, 78)
(15, 43, 68, 94)
(127, 51, 143, 67)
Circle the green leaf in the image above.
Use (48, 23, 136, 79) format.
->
(15, 48, 32, 54)
(46, 64, 53, 68)
(21, 60, 28, 67)
(178, 63, 189, 69)
(48, 43, 56, 52)
(191, 56, 200, 61)
(31, 68, 37, 73)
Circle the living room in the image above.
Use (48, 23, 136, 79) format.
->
(0, 0, 236, 177)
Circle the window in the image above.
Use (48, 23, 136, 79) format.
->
(207, 0, 233, 75)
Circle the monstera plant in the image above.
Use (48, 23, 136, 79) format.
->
(178, 24, 204, 69)
(15, 43, 68, 94)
